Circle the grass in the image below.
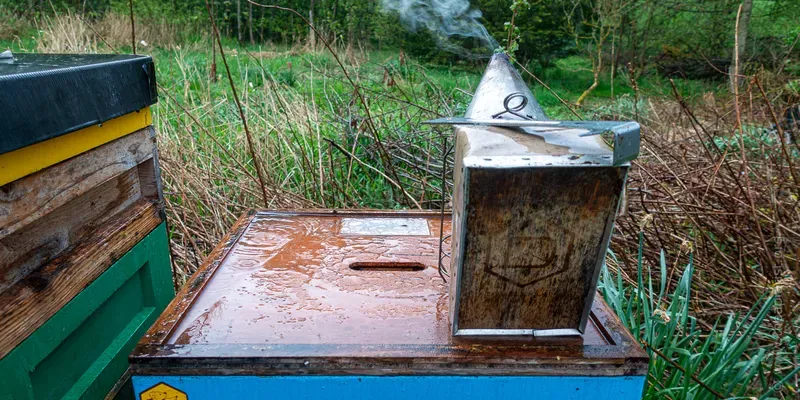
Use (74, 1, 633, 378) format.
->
(603, 232, 799, 399)
(4, 12, 799, 399)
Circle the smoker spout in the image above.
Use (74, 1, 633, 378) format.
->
(465, 53, 548, 121)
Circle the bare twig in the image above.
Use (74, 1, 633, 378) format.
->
(205, 0, 269, 207)
(325, 139, 422, 209)
(128, 0, 135, 54)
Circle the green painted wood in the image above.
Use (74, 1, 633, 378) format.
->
(0, 223, 173, 400)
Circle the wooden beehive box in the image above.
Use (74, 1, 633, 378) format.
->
(130, 211, 647, 399)
(0, 54, 174, 400)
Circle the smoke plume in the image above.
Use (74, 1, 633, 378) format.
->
(379, 0, 499, 57)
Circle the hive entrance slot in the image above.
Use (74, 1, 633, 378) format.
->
(349, 262, 426, 271)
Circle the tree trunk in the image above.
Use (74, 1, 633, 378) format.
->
(309, 0, 316, 49)
(577, 31, 607, 106)
(577, 60, 600, 106)
(249, 1, 254, 45)
(237, 0, 242, 42)
(730, 0, 753, 92)
(210, 0, 217, 83)
(610, 33, 615, 100)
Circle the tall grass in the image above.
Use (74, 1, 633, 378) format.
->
(36, 10, 97, 53)
(151, 45, 477, 281)
(33, 11, 183, 53)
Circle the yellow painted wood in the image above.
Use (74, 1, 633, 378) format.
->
(0, 108, 152, 186)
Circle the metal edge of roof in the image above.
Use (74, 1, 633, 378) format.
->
(0, 54, 158, 156)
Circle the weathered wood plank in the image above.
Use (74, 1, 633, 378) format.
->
(0, 128, 155, 239)
(0, 200, 161, 359)
(0, 169, 144, 291)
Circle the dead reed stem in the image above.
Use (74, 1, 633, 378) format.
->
(128, 0, 135, 54)
(613, 79, 799, 332)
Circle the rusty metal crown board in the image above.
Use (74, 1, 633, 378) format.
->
(131, 210, 647, 377)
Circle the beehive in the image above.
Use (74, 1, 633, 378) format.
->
(130, 211, 647, 399)
(0, 54, 173, 399)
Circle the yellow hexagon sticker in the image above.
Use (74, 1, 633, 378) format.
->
(140, 382, 187, 400)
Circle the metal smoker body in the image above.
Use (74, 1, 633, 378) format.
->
(447, 54, 638, 336)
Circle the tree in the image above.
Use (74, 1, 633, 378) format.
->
(561, 0, 632, 105)
(249, 0, 254, 44)
(479, 0, 572, 67)
(730, 0, 753, 92)
(309, 0, 315, 49)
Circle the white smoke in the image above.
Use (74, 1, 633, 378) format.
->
(379, 0, 499, 57)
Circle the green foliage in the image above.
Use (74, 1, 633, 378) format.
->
(480, 0, 573, 65)
(3, 0, 797, 81)
(601, 234, 800, 399)
(0, 6, 34, 42)
(711, 125, 800, 160)
(275, 68, 297, 87)
(500, 0, 531, 57)
(590, 94, 648, 119)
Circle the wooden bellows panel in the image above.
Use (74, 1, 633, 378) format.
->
(451, 167, 625, 333)
(448, 53, 631, 336)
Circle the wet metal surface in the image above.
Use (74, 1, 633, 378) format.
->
(133, 211, 648, 377)
(446, 55, 638, 167)
(165, 213, 610, 346)
(455, 53, 625, 167)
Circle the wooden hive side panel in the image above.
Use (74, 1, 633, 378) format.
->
(0, 128, 158, 292)
(0, 125, 169, 356)
(0, 221, 173, 399)
(455, 166, 626, 331)
(0, 201, 163, 359)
